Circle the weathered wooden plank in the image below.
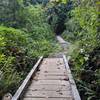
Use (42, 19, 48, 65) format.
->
(40, 58, 64, 67)
(41, 60, 64, 64)
(23, 97, 73, 100)
(41, 59, 63, 65)
(31, 80, 70, 85)
(39, 67, 66, 71)
(20, 57, 80, 100)
(36, 72, 67, 76)
(37, 70, 67, 74)
(40, 65, 64, 68)
(39, 66, 64, 70)
(39, 65, 65, 70)
(11, 56, 43, 100)
(34, 74, 68, 80)
(37, 69, 67, 75)
(28, 84, 71, 91)
(63, 55, 81, 100)
(24, 90, 72, 98)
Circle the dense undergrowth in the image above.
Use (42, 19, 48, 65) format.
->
(0, 0, 57, 98)
(61, 0, 100, 100)
(0, 0, 100, 99)
(45, 0, 100, 99)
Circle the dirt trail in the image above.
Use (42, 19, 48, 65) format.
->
(49, 35, 70, 58)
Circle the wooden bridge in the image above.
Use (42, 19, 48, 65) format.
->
(11, 36, 81, 100)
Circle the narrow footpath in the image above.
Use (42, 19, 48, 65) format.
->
(11, 36, 81, 100)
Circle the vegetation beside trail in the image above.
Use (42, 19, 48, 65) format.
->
(45, 0, 100, 99)
(0, 0, 57, 98)
(0, 0, 100, 100)
(61, 0, 100, 100)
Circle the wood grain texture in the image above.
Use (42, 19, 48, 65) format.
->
(12, 57, 80, 100)
(23, 97, 73, 100)
(63, 55, 81, 100)
(22, 58, 74, 100)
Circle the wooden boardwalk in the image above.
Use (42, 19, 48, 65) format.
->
(11, 36, 81, 100)
(23, 58, 73, 100)
(11, 56, 81, 100)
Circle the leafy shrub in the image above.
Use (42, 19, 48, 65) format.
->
(0, 26, 34, 97)
(0, 1, 57, 99)
(0, 6, 56, 96)
(0, 57, 21, 96)
(20, 4, 54, 40)
(0, 0, 20, 27)
(62, 0, 100, 100)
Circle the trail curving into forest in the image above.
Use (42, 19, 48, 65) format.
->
(11, 36, 81, 100)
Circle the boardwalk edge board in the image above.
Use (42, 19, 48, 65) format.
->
(63, 55, 81, 100)
(11, 56, 43, 100)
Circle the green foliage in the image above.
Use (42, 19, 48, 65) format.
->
(62, 0, 100, 99)
(0, 0, 20, 27)
(21, 5, 54, 40)
(0, 57, 21, 96)
(63, 5, 98, 50)
(0, 4, 56, 98)
(0, 26, 29, 47)
(0, 26, 32, 96)
(23, 0, 49, 6)
(31, 40, 55, 57)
